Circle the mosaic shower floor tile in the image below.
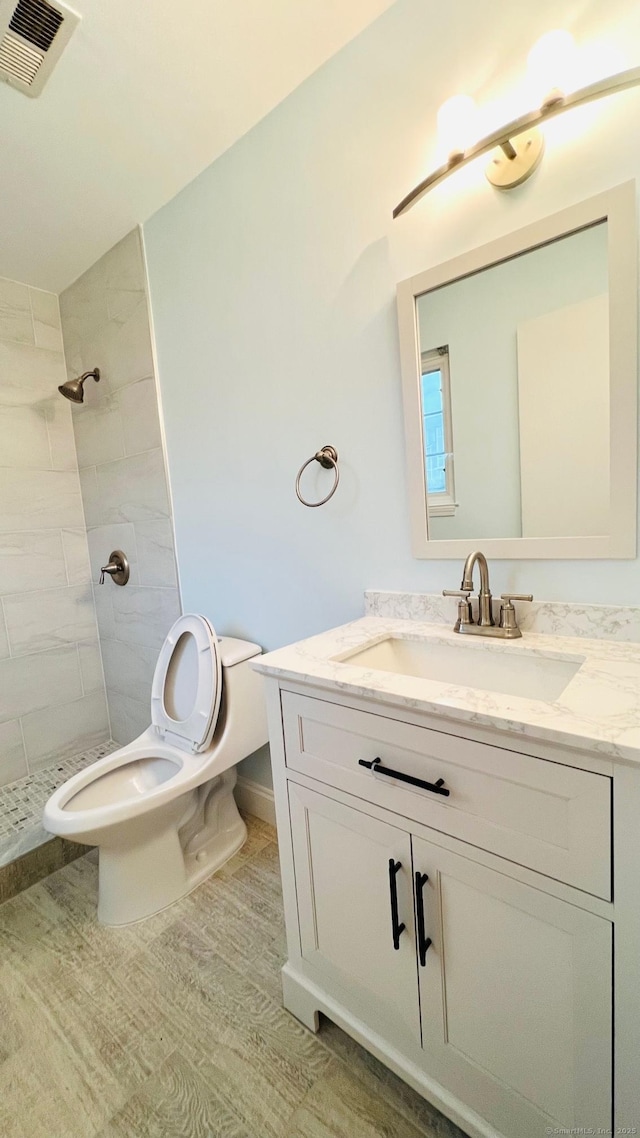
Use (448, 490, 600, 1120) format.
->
(0, 741, 119, 867)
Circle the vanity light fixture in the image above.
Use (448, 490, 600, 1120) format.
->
(394, 31, 640, 216)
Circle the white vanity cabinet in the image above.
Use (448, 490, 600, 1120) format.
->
(264, 679, 623, 1138)
(413, 834, 611, 1137)
(289, 784, 421, 1057)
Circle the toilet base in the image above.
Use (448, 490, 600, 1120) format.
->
(96, 769, 247, 926)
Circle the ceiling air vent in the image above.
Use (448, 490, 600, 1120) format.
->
(0, 0, 79, 97)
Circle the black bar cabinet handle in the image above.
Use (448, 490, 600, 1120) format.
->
(359, 757, 450, 798)
(415, 871, 432, 966)
(388, 858, 406, 950)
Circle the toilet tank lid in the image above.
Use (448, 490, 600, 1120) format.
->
(218, 636, 262, 668)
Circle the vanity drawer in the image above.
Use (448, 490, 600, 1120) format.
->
(281, 690, 611, 899)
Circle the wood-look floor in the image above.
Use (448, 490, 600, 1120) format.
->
(0, 813, 468, 1138)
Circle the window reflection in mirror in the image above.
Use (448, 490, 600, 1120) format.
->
(421, 346, 455, 515)
(416, 222, 609, 540)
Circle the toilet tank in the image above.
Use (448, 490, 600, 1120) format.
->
(211, 637, 268, 764)
(218, 636, 261, 669)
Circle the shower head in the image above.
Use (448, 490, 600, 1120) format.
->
(58, 368, 100, 403)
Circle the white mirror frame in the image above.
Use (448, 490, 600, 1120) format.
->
(397, 181, 638, 560)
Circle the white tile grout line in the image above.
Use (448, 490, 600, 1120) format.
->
(18, 716, 29, 776)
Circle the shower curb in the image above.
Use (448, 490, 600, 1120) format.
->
(0, 836, 91, 905)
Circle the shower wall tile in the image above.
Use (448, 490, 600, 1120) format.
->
(78, 465, 100, 527)
(0, 720, 27, 786)
(0, 644, 83, 724)
(3, 584, 98, 657)
(61, 527, 92, 586)
(22, 690, 110, 771)
(29, 288, 63, 353)
(0, 278, 33, 345)
(0, 400, 51, 469)
(59, 259, 108, 349)
(0, 531, 67, 594)
(95, 448, 170, 524)
(119, 377, 162, 455)
(61, 300, 153, 398)
(0, 277, 108, 787)
(0, 608, 8, 660)
(106, 281, 145, 327)
(111, 585, 181, 650)
(0, 468, 85, 533)
(60, 229, 181, 748)
(93, 584, 115, 640)
(108, 689, 149, 747)
(100, 637, 156, 705)
(0, 339, 67, 394)
(45, 397, 78, 471)
(136, 519, 178, 587)
(87, 522, 139, 586)
(73, 394, 126, 469)
(98, 297, 154, 393)
(104, 224, 146, 298)
(78, 640, 106, 695)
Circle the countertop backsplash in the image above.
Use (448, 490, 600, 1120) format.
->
(365, 591, 640, 644)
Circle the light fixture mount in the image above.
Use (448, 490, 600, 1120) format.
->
(393, 64, 640, 217)
(485, 127, 545, 190)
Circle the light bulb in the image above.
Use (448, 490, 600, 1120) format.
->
(527, 30, 578, 108)
(437, 95, 477, 163)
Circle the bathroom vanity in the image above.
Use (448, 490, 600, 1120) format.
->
(254, 596, 640, 1138)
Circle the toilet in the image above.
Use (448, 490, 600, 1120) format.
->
(43, 613, 268, 926)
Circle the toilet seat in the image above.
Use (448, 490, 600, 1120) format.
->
(151, 613, 222, 753)
(43, 733, 200, 837)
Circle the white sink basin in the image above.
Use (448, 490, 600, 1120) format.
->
(339, 637, 583, 702)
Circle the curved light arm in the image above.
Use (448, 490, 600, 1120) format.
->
(393, 65, 640, 218)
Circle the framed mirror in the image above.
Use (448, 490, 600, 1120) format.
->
(396, 182, 637, 559)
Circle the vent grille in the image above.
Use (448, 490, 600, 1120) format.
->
(0, 0, 79, 96)
(0, 29, 42, 83)
(9, 0, 62, 51)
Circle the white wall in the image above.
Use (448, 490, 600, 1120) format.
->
(144, 0, 640, 787)
(518, 294, 610, 538)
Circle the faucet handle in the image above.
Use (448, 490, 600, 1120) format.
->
(499, 593, 533, 634)
(443, 588, 474, 629)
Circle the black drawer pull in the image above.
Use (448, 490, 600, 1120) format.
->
(388, 858, 405, 950)
(359, 757, 450, 798)
(415, 871, 432, 967)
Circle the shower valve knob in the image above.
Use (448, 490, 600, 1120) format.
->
(99, 550, 130, 587)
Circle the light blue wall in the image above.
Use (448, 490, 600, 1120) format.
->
(144, 0, 640, 786)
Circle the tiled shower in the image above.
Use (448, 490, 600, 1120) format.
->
(0, 229, 180, 860)
(60, 229, 181, 745)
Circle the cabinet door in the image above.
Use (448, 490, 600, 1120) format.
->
(288, 782, 420, 1053)
(414, 834, 612, 1138)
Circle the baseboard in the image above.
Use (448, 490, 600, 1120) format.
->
(235, 776, 276, 828)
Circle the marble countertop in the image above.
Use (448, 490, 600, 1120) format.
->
(253, 616, 640, 764)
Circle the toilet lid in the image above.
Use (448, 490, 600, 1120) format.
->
(151, 613, 222, 752)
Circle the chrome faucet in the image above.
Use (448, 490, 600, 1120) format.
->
(443, 550, 533, 639)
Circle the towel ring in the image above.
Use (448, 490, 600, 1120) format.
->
(296, 445, 340, 508)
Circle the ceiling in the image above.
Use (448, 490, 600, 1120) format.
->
(0, 0, 395, 292)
